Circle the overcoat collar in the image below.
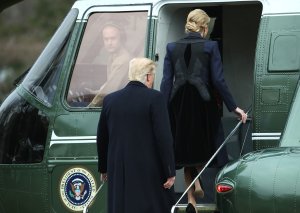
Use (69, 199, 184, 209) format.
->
(126, 81, 147, 88)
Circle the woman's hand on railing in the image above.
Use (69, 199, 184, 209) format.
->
(234, 107, 247, 123)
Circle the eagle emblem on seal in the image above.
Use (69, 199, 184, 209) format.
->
(69, 178, 87, 200)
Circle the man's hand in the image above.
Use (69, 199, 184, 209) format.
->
(163, 176, 175, 189)
(101, 173, 107, 182)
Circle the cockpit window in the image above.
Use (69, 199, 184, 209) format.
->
(22, 8, 78, 107)
(28, 42, 69, 106)
(67, 11, 148, 107)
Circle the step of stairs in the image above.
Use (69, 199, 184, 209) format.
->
(174, 203, 218, 213)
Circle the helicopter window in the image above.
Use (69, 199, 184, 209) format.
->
(67, 11, 148, 107)
(0, 94, 49, 164)
(31, 40, 69, 106)
(21, 8, 78, 106)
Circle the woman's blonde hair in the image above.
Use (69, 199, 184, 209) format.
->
(185, 9, 210, 33)
(128, 58, 156, 84)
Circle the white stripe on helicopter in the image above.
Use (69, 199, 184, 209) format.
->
(252, 132, 281, 140)
(50, 131, 96, 147)
(50, 131, 282, 147)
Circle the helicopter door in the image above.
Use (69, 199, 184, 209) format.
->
(154, 2, 262, 209)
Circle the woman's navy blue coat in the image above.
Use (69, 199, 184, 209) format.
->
(161, 32, 237, 111)
(97, 81, 176, 213)
(160, 33, 237, 167)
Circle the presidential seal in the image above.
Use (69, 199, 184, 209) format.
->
(60, 167, 97, 211)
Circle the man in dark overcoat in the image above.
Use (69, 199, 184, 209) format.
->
(97, 57, 176, 213)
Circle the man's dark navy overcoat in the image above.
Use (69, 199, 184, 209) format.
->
(97, 81, 176, 213)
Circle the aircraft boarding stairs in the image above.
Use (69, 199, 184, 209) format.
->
(84, 112, 252, 213)
(175, 204, 218, 213)
(173, 167, 220, 213)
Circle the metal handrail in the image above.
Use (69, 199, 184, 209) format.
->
(171, 108, 251, 213)
(83, 182, 105, 213)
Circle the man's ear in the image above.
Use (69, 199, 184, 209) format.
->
(146, 74, 150, 82)
(145, 74, 151, 88)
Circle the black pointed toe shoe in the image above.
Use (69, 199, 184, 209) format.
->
(186, 203, 196, 213)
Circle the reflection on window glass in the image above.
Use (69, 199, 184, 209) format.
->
(22, 8, 77, 106)
(67, 11, 148, 107)
(34, 42, 69, 106)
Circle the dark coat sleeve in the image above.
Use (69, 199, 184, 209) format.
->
(160, 43, 174, 103)
(97, 99, 109, 173)
(151, 92, 176, 178)
(209, 41, 237, 112)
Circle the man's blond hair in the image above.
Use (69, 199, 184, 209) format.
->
(128, 58, 156, 84)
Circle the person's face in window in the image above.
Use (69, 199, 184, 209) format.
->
(102, 25, 122, 53)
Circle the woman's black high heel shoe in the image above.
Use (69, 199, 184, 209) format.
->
(186, 203, 196, 213)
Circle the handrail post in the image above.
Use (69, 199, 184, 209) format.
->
(83, 182, 105, 213)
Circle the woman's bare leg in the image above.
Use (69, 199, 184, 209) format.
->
(184, 167, 197, 212)
(194, 166, 204, 198)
